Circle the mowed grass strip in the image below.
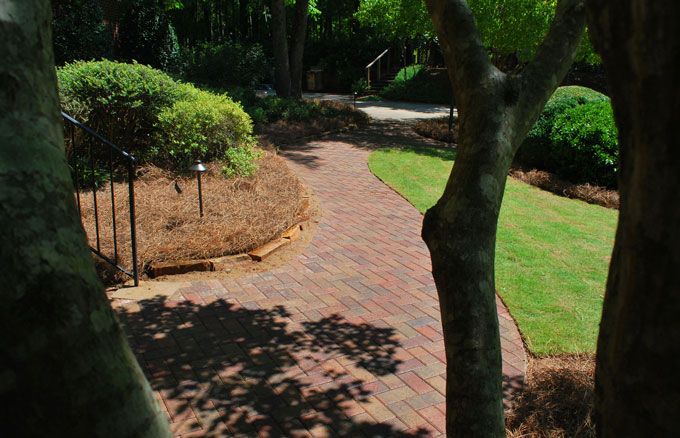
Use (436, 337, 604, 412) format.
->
(368, 146, 617, 356)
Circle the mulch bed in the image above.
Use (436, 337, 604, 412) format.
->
(80, 151, 306, 282)
(506, 355, 596, 437)
(413, 117, 619, 209)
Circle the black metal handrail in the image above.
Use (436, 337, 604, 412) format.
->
(62, 112, 139, 286)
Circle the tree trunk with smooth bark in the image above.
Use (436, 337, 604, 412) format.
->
(0, 1, 170, 436)
(586, 1, 680, 435)
(422, 0, 586, 435)
(271, 0, 290, 97)
(289, 0, 309, 98)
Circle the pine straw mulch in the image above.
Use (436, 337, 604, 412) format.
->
(256, 100, 369, 144)
(412, 116, 619, 209)
(413, 116, 458, 144)
(509, 169, 618, 209)
(506, 355, 596, 438)
(79, 151, 306, 281)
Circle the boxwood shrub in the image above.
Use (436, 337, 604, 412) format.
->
(516, 86, 618, 187)
(58, 60, 257, 176)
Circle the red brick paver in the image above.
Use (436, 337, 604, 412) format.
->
(114, 122, 526, 437)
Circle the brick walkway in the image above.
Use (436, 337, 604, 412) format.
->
(114, 122, 526, 437)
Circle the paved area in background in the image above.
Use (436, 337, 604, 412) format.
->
(113, 122, 525, 437)
(303, 93, 452, 120)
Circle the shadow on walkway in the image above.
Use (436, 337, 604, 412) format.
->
(279, 120, 451, 170)
(117, 296, 431, 436)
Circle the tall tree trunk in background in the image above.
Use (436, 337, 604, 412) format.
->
(271, 0, 290, 96)
(289, 0, 309, 98)
(0, 1, 170, 436)
(422, 0, 585, 434)
(239, 0, 248, 40)
(586, 1, 680, 435)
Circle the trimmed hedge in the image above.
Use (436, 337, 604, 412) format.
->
(58, 60, 257, 176)
(517, 86, 618, 187)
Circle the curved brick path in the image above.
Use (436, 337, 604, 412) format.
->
(114, 121, 526, 437)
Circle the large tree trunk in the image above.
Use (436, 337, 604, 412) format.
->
(586, 1, 680, 435)
(422, 0, 586, 435)
(0, 2, 170, 436)
(289, 0, 309, 98)
(271, 0, 291, 97)
(239, 0, 248, 40)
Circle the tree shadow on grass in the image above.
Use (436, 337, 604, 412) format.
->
(117, 296, 432, 437)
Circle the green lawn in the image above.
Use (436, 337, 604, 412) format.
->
(368, 146, 618, 356)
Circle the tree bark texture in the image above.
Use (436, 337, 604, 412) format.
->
(0, 2, 170, 436)
(289, 0, 309, 98)
(586, 1, 680, 435)
(271, 0, 291, 97)
(422, 0, 586, 435)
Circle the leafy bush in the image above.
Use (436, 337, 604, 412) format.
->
(183, 42, 270, 87)
(156, 90, 254, 168)
(550, 101, 618, 187)
(222, 146, 263, 178)
(352, 78, 371, 95)
(381, 66, 453, 104)
(58, 60, 257, 173)
(516, 86, 617, 187)
(52, 0, 112, 65)
(241, 97, 368, 125)
(58, 60, 190, 159)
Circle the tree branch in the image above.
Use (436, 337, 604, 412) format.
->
(515, 0, 586, 140)
(424, 0, 498, 111)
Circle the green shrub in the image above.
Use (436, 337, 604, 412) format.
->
(58, 60, 257, 174)
(516, 86, 617, 187)
(156, 90, 254, 168)
(222, 146, 263, 178)
(183, 42, 270, 87)
(352, 78, 371, 95)
(52, 0, 112, 65)
(58, 60, 190, 159)
(550, 101, 618, 187)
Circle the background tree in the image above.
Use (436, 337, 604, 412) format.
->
(271, 0, 310, 98)
(0, 1, 170, 436)
(52, 0, 113, 65)
(586, 0, 680, 435)
(421, 0, 586, 435)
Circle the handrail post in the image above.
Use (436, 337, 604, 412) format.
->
(127, 159, 139, 287)
(367, 68, 371, 87)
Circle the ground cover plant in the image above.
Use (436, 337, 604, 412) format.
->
(368, 146, 617, 356)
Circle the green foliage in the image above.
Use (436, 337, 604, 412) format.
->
(356, 0, 598, 63)
(351, 78, 371, 95)
(239, 97, 368, 125)
(222, 146, 263, 178)
(517, 86, 617, 187)
(183, 42, 270, 87)
(355, 0, 433, 39)
(381, 65, 453, 104)
(116, 0, 181, 71)
(51, 0, 112, 65)
(58, 61, 256, 173)
(156, 90, 254, 168)
(550, 101, 618, 187)
(58, 60, 190, 159)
